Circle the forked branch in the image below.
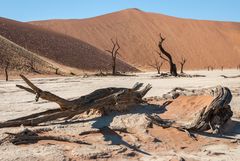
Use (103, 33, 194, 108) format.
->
(106, 37, 121, 75)
(0, 75, 152, 128)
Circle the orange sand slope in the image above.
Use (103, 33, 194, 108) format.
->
(30, 9, 240, 70)
(0, 17, 138, 73)
(0, 34, 56, 74)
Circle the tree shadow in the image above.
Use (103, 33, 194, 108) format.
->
(82, 103, 168, 129)
(0, 101, 171, 155)
(99, 126, 150, 155)
(49, 101, 170, 126)
(87, 103, 169, 156)
(193, 119, 240, 140)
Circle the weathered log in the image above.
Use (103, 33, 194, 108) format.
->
(151, 86, 233, 134)
(146, 114, 197, 140)
(221, 75, 240, 78)
(0, 75, 151, 128)
(187, 86, 232, 133)
(0, 128, 90, 145)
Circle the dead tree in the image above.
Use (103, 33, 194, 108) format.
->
(207, 66, 213, 71)
(179, 57, 187, 74)
(148, 86, 233, 134)
(237, 64, 240, 70)
(26, 56, 39, 73)
(1, 128, 90, 145)
(148, 57, 164, 74)
(0, 51, 10, 81)
(0, 75, 152, 128)
(157, 33, 177, 76)
(106, 38, 120, 75)
(4, 61, 9, 81)
(55, 68, 59, 75)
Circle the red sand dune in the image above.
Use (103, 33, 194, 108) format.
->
(0, 34, 56, 74)
(0, 17, 138, 73)
(30, 9, 240, 70)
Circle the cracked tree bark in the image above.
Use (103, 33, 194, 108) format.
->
(148, 86, 233, 134)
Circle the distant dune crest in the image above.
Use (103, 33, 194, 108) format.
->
(0, 16, 137, 74)
(1, 8, 240, 74)
(30, 9, 240, 70)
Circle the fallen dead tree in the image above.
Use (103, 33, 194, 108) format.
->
(0, 75, 234, 149)
(148, 86, 233, 134)
(153, 72, 205, 79)
(0, 128, 90, 145)
(221, 75, 240, 78)
(0, 75, 152, 128)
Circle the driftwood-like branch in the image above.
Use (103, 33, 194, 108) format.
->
(146, 114, 197, 140)
(0, 128, 90, 145)
(0, 75, 152, 128)
(221, 75, 240, 78)
(188, 86, 232, 133)
(152, 86, 233, 133)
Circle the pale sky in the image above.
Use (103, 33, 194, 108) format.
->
(0, 0, 240, 22)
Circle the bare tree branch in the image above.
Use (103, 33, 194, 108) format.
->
(148, 56, 164, 74)
(157, 33, 177, 76)
(106, 37, 121, 75)
(179, 57, 187, 74)
(155, 50, 169, 62)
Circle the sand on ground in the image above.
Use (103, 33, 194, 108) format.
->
(0, 70, 240, 161)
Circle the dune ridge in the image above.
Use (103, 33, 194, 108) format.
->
(30, 9, 240, 70)
(0, 17, 138, 74)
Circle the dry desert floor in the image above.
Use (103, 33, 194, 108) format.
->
(0, 70, 240, 161)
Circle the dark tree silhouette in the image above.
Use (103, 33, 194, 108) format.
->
(157, 33, 177, 76)
(207, 66, 213, 71)
(148, 57, 164, 74)
(4, 61, 9, 81)
(179, 57, 187, 74)
(55, 68, 59, 75)
(0, 51, 10, 81)
(237, 64, 240, 70)
(106, 38, 120, 75)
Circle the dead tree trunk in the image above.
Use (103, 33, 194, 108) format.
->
(237, 64, 240, 70)
(0, 128, 90, 145)
(106, 38, 120, 75)
(179, 57, 187, 74)
(148, 57, 164, 74)
(55, 68, 59, 75)
(148, 86, 233, 134)
(0, 75, 151, 128)
(5, 62, 9, 81)
(157, 34, 177, 76)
